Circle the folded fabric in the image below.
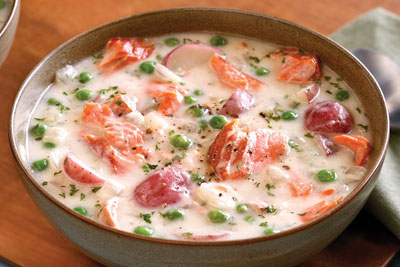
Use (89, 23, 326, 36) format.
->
(331, 7, 400, 239)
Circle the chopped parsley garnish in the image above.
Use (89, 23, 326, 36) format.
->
(288, 139, 303, 152)
(259, 222, 268, 227)
(324, 76, 331, 81)
(69, 184, 79, 196)
(140, 213, 152, 224)
(34, 117, 46, 121)
(265, 205, 277, 213)
(168, 130, 175, 136)
(142, 163, 158, 174)
(356, 107, 362, 113)
(59, 192, 66, 198)
(80, 193, 86, 201)
(95, 203, 101, 208)
(91, 186, 102, 193)
(156, 54, 163, 61)
(290, 101, 300, 109)
(357, 124, 369, 130)
(98, 86, 118, 95)
(266, 184, 275, 190)
(249, 56, 260, 63)
(92, 53, 103, 63)
(155, 142, 160, 151)
(304, 133, 314, 138)
(282, 57, 286, 64)
(297, 212, 307, 216)
(53, 170, 62, 176)
(182, 232, 193, 236)
(336, 77, 344, 81)
(42, 181, 48, 186)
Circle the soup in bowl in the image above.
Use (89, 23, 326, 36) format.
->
(9, 8, 389, 266)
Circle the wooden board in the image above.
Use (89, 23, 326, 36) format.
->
(1, 0, 399, 266)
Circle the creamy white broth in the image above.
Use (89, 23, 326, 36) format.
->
(27, 33, 371, 240)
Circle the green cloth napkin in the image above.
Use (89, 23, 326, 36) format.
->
(331, 8, 400, 239)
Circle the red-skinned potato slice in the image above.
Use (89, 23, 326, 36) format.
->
(134, 166, 191, 208)
(63, 154, 105, 185)
(109, 94, 138, 115)
(332, 135, 371, 166)
(146, 82, 185, 116)
(303, 83, 320, 103)
(98, 38, 154, 74)
(218, 89, 255, 117)
(315, 134, 337, 156)
(102, 197, 119, 228)
(305, 101, 353, 133)
(300, 197, 343, 223)
(271, 48, 321, 84)
(162, 43, 223, 73)
(208, 120, 288, 180)
(210, 54, 263, 90)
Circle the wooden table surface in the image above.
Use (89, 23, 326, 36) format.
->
(1, 0, 400, 266)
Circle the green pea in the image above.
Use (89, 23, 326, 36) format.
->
(170, 134, 192, 150)
(191, 173, 205, 183)
(184, 95, 197, 105)
(198, 119, 208, 130)
(78, 72, 93, 84)
(73, 207, 88, 216)
(48, 98, 61, 106)
(30, 124, 48, 138)
(194, 89, 203, 96)
(187, 105, 207, 117)
(264, 228, 275, 235)
(316, 169, 337, 182)
(282, 111, 298, 121)
(134, 225, 154, 236)
(256, 67, 270, 76)
(244, 216, 255, 223)
(164, 38, 180, 47)
(236, 204, 249, 214)
(44, 142, 56, 149)
(336, 90, 350, 101)
(209, 115, 228, 129)
(139, 61, 156, 74)
(208, 210, 229, 223)
(160, 209, 184, 221)
(0, 0, 6, 9)
(210, 36, 228, 47)
(32, 159, 49, 171)
(75, 89, 93, 101)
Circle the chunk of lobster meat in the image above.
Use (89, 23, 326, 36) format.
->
(82, 102, 113, 127)
(332, 135, 371, 166)
(134, 166, 191, 208)
(315, 134, 337, 156)
(218, 89, 255, 117)
(208, 120, 288, 180)
(163, 44, 224, 74)
(63, 154, 105, 185)
(300, 197, 343, 223)
(84, 134, 136, 174)
(98, 38, 154, 74)
(270, 48, 321, 84)
(305, 101, 353, 133)
(109, 94, 138, 116)
(101, 197, 120, 228)
(146, 82, 185, 116)
(175, 232, 230, 241)
(210, 54, 264, 90)
(286, 171, 314, 197)
(193, 182, 238, 211)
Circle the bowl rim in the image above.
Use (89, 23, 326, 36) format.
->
(9, 7, 390, 246)
(0, 0, 19, 38)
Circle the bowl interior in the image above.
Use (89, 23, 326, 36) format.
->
(10, 7, 389, 244)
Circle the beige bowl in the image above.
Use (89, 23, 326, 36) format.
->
(0, 0, 19, 67)
(9, 8, 389, 267)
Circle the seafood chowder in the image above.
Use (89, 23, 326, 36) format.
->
(27, 33, 371, 241)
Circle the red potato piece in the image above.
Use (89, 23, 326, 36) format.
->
(82, 102, 113, 126)
(271, 48, 321, 84)
(175, 232, 230, 241)
(162, 44, 223, 73)
(332, 135, 371, 166)
(300, 197, 343, 223)
(98, 38, 154, 74)
(84, 134, 136, 174)
(102, 197, 119, 228)
(63, 154, 105, 185)
(208, 120, 288, 180)
(109, 94, 138, 115)
(286, 171, 313, 197)
(218, 89, 255, 118)
(303, 83, 320, 103)
(134, 166, 191, 208)
(305, 101, 353, 133)
(146, 82, 185, 116)
(210, 54, 264, 90)
(315, 134, 337, 156)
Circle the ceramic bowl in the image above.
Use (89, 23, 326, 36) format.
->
(0, 0, 19, 67)
(9, 7, 389, 267)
